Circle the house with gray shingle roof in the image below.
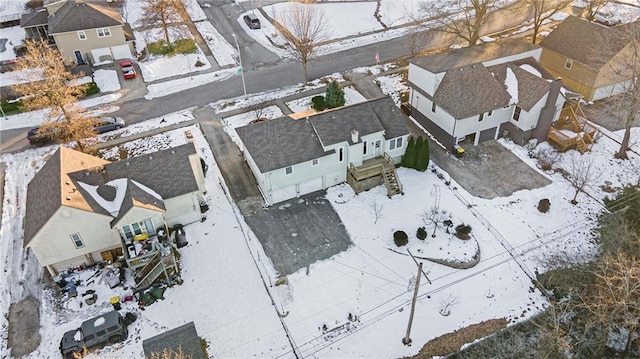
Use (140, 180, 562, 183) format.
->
(408, 39, 564, 150)
(21, 0, 135, 66)
(539, 15, 638, 102)
(24, 143, 206, 277)
(142, 322, 207, 359)
(236, 96, 411, 206)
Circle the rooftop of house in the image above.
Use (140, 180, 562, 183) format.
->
(540, 15, 636, 70)
(236, 97, 411, 173)
(410, 38, 541, 73)
(24, 143, 199, 246)
(47, 0, 123, 35)
(142, 322, 206, 359)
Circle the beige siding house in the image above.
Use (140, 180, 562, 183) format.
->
(21, 0, 135, 65)
(24, 143, 206, 276)
(539, 16, 637, 102)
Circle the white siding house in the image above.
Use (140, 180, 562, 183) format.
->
(237, 97, 411, 206)
(408, 39, 564, 150)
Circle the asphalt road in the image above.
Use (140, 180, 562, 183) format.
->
(0, 1, 564, 153)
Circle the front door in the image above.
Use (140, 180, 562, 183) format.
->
(74, 50, 84, 65)
(374, 140, 382, 156)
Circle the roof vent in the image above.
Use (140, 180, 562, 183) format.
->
(66, 196, 71, 201)
(126, 162, 130, 166)
(149, 156, 153, 160)
(171, 150, 176, 154)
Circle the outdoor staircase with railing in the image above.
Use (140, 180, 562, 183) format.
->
(381, 163, 403, 198)
(126, 245, 178, 290)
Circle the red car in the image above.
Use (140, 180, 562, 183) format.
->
(119, 59, 136, 80)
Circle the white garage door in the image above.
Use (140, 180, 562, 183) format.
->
(91, 47, 112, 63)
(111, 44, 132, 60)
(298, 177, 323, 196)
(270, 185, 297, 205)
(593, 81, 628, 101)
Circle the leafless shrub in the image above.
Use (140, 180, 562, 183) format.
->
(536, 147, 561, 171)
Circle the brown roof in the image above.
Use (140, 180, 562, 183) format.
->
(433, 64, 512, 119)
(24, 147, 110, 246)
(48, 0, 123, 34)
(411, 38, 541, 73)
(540, 15, 633, 70)
(488, 63, 552, 111)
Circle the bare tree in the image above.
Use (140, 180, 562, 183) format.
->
(563, 153, 598, 204)
(419, 0, 498, 46)
(372, 201, 384, 224)
(274, 0, 331, 81)
(10, 40, 98, 152)
(438, 292, 457, 316)
(583, 0, 610, 22)
(518, 0, 573, 44)
(422, 207, 451, 238)
(594, 22, 640, 159)
(576, 252, 640, 355)
(140, 0, 189, 51)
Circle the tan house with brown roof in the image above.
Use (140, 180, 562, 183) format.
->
(539, 16, 637, 102)
(408, 39, 565, 150)
(24, 143, 206, 277)
(21, 0, 135, 65)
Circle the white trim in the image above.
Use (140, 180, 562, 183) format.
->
(77, 30, 86, 40)
(70, 233, 84, 248)
(96, 27, 111, 38)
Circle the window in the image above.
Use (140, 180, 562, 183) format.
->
(488, 110, 493, 117)
(431, 103, 436, 113)
(478, 113, 484, 122)
(70, 233, 84, 248)
(564, 58, 573, 70)
(338, 148, 343, 162)
(96, 28, 111, 38)
(131, 222, 143, 235)
(285, 166, 293, 175)
(312, 159, 319, 166)
(389, 137, 403, 150)
(77, 31, 86, 40)
(513, 106, 522, 121)
(363, 140, 367, 155)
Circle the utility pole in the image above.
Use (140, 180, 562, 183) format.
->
(403, 249, 432, 346)
(231, 34, 247, 96)
(402, 261, 422, 346)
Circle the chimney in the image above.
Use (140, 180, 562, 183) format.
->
(351, 129, 359, 143)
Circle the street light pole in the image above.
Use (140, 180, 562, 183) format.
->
(231, 33, 247, 96)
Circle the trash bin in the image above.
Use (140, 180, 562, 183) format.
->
(453, 144, 465, 158)
(110, 296, 121, 310)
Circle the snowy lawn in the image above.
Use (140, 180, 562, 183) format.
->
(0, 26, 25, 62)
(285, 86, 367, 112)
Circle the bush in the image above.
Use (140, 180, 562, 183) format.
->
(393, 230, 408, 247)
(1, 100, 22, 114)
(311, 95, 326, 111)
(536, 147, 560, 171)
(454, 224, 472, 240)
(401, 136, 416, 168)
(416, 227, 427, 240)
(538, 198, 550, 213)
(83, 82, 100, 96)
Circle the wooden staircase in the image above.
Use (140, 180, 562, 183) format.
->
(381, 164, 403, 198)
(126, 246, 178, 290)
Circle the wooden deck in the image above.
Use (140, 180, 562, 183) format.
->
(347, 155, 403, 197)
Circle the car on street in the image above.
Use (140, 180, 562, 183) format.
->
(120, 59, 136, 79)
(27, 116, 126, 145)
(243, 14, 261, 29)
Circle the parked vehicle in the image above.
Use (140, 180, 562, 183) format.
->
(243, 13, 261, 29)
(119, 59, 136, 80)
(27, 117, 125, 145)
(59, 311, 128, 358)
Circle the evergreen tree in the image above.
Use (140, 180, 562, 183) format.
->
(415, 137, 430, 171)
(325, 80, 345, 109)
(401, 136, 416, 168)
(413, 136, 424, 169)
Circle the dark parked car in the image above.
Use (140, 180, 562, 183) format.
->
(243, 13, 261, 29)
(60, 311, 129, 359)
(27, 116, 125, 145)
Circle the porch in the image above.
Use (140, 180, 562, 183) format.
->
(123, 234, 179, 290)
(547, 99, 599, 153)
(347, 154, 403, 198)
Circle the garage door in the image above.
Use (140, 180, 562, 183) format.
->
(478, 127, 497, 144)
(593, 81, 627, 101)
(111, 45, 132, 60)
(91, 47, 112, 63)
(298, 177, 323, 196)
(270, 185, 297, 205)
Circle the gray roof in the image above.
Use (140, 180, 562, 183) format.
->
(69, 143, 199, 200)
(48, 0, 123, 34)
(488, 63, 551, 111)
(540, 15, 633, 70)
(236, 116, 327, 173)
(24, 150, 64, 246)
(143, 322, 206, 359)
(411, 38, 541, 73)
(236, 97, 410, 172)
(20, 9, 48, 28)
(434, 64, 512, 119)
